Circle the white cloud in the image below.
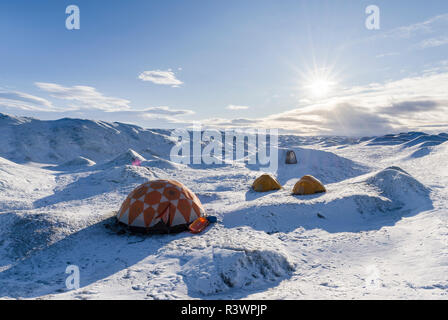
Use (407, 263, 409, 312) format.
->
(142, 106, 194, 116)
(140, 113, 188, 123)
(35, 82, 132, 112)
(376, 52, 400, 58)
(138, 70, 183, 87)
(0, 90, 57, 112)
(202, 117, 259, 128)
(383, 13, 448, 39)
(226, 104, 250, 110)
(418, 36, 448, 49)
(353, 13, 448, 54)
(97, 110, 194, 128)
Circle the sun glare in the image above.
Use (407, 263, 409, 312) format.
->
(301, 67, 339, 99)
(306, 78, 334, 98)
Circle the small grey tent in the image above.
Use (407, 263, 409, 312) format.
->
(286, 150, 297, 164)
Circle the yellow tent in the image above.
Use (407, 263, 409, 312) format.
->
(252, 174, 282, 192)
(292, 175, 326, 195)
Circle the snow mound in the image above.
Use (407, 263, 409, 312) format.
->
(409, 147, 432, 158)
(88, 165, 156, 186)
(106, 149, 146, 166)
(157, 227, 295, 297)
(31, 165, 156, 209)
(0, 157, 54, 210)
(355, 167, 430, 214)
(402, 134, 448, 148)
(278, 134, 360, 148)
(399, 135, 448, 159)
(366, 132, 427, 146)
(365, 132, 448, 152)
(366, 166, 429, 201)
(2, 212, 68, 261)
(144, 156, 182, 170)
(275, 147, 368, 185)
(181, 247, 294, 296)
(60, 156, 96, 167)
(0, 113, 33, 126)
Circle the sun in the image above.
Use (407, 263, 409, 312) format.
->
(300, 67, 339, 99)
(306, 78, 334, 98)
(304, 75, 336, 99)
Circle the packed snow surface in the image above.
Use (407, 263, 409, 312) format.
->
(0, 113, 447, 300)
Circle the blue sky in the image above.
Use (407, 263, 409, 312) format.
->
(1, 0, 448, 135)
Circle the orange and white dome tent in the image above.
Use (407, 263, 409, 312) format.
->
(116, 180, 206, 233)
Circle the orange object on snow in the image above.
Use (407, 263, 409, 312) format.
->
(292, 175, 326, 195)
(188, 217, 209, 234)
(252, 174, 282, 192)
(116, 180, 206, 233)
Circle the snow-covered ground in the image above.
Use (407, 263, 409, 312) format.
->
(0, 113, 447, 300)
